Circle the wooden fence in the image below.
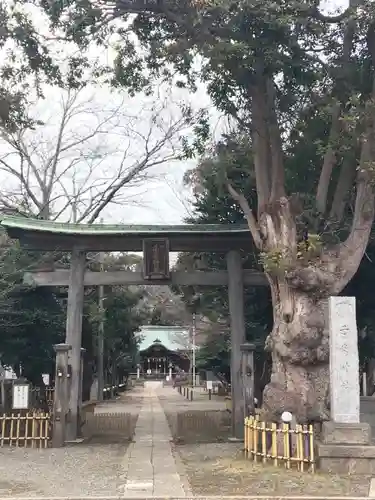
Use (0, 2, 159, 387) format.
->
(31, 386, 54, 408)
(244, 416, 315, 472)
(0, 412, 51, 448)
(82, 412, 136, 441)
(176, 385, 232, 405)
(166, 409, 231, 443)
(0, 381, 130, 449)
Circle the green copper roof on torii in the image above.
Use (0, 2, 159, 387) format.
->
(0, 216, 249, 235)
(0, 216, 252, 252)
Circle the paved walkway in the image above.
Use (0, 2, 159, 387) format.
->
(119, 382, 190, 497)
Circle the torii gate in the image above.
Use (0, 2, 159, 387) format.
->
(0, 216, 267, 441)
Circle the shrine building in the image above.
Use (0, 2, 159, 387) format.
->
(137, 325, 190, 378)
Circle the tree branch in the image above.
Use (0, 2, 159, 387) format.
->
(333, 77, 375, 292)
(266, 78, 285, 202)
(0, 157, 42, 211)
(317, 0, 356, 216)
(226, 181, 263, 249)
(316, 102, 341, 214)
(250, 79, 271, 214)
(329, 155, 356, 221)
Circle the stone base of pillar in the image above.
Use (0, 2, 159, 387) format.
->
(318, 421, 375, 473)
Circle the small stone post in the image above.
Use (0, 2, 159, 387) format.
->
(240, 343, 255, 419)
(78, 348, 86, 408)
(52, 343, 71, 448)
(169, 362, 172, 380)
(137, 364, 140, 380)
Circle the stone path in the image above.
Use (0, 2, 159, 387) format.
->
(119, 382, 190, 497)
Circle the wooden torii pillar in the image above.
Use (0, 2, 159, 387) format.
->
(65, 248, 86, 441)
(227, 250, 246, 439)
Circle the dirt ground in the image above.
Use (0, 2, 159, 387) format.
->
(0, 441, 130, 497)
(177, 442, 371, 497)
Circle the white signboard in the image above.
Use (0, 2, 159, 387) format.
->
(12, 384, 29, 410)
(206, 380, 213, 390)
(42, 374, 50, 386)
(5, 368, 16, 380)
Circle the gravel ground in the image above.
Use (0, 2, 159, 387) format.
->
(0, 442, 129, 497)
(0, 389, 143, 497)
(177, 442, 371, 497)
(94, 387, 144, 415)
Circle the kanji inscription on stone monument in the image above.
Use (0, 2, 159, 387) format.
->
(329, 296, 359, 423)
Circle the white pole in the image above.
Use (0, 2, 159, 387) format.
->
(192, 313, 196, 388)
(362, 371, 367, 396)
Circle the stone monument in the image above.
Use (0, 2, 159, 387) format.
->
(329, 296, 359, 423)
(318, 296, 375, 474)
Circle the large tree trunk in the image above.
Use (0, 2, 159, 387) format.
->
(262, 287, 329, 423)
(259, 185, 374, 422)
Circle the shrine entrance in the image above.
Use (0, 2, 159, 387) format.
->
(140, 339, 189, 379)
(0, 216, 267, 443)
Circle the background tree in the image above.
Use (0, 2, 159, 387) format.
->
(195, 331, 231, 382)
(0, 88, 203, 222)
(87, 283, 145, 392)
(0, 235, 65, 402)
(0, 3, 58, 130)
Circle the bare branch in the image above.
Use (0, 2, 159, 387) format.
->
(226, 181, 263, 249)
(0, 87, 196, 223)
(0, 156, 42, 212)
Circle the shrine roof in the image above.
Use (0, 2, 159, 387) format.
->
(0, 216, 251, 252)
(138, 326, 187, 352)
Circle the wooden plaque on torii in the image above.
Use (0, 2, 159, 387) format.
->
(143, 238, 170, 280)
